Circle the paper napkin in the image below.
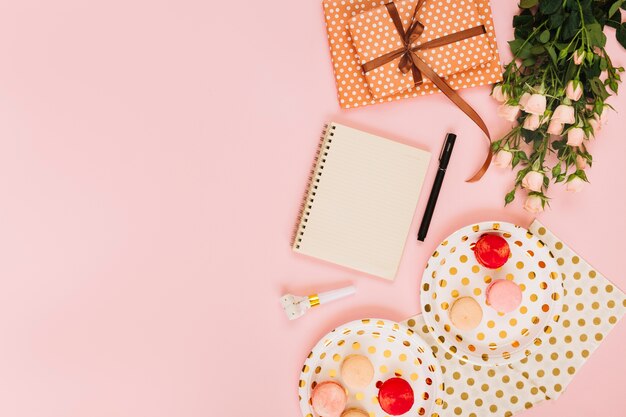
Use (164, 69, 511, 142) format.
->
(403, 220, 626, 417)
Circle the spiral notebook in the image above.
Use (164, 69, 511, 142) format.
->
(292, 122, 431, 280)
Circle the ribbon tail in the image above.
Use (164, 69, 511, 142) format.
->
(409, 51, 492, 182)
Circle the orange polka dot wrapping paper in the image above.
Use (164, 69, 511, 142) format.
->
(322, 0, 503, 108)
(402, 220, 625, 417)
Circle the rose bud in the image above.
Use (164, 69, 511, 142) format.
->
(492, 85, 508, 103)
(566, 177, 584, 193)
(523, 94, 547, 115)
(522, 114, 541, 131)
(565, 81, 583, 101)
(521, 171, 544, 192)
(493, 150, 513, 168)
(552, 104, 576, 124)
(567, 127, 585, 146)
(547, 120, 564, 135)
(497, 104, 520, 121)
(523, 195, 544, 214)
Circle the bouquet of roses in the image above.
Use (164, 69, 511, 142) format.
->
(491, 0, 625, 213)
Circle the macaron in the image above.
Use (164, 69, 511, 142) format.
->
(486, 279, 522, 313)
(377, 377, 414, 415)
(449, 296, 483, 331)
(341, 408, 369, 417)
(473, 234, 511, 269)
(311, 381, 347, 417)
(341, 354, 374, 389)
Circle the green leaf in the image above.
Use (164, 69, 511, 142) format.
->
(549, 13, 565, 28)
(587, 22, 607, 48)
(540, 0, 561, 14)
(546, 45, 558, 64)
(538, 30, 551, 43)
(552, 163, 562, 178)
(508, 39, 524, 55)
(617, 23, 626, 49)
(576, 169, 589, 182)
(590, 78, 610, 99)
(531, 45, 545, 55)
(505, 189, 516, 206)
(609, 0, 624, 17)
(562, 12, 581, 41)
(520, 0, 539, 8)
(523, 57, 536, 66)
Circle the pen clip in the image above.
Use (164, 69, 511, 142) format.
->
(438, 137, 448, 162)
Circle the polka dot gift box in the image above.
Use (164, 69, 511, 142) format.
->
(401, 220, 625, 417)
(322, 0, 503, 109)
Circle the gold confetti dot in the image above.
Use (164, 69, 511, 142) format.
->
(383, 350, 391, 358)
(516, 261, 524, 269)
(472, 265, 480, 273)
(461, 277, 470, 285)
(368, 346, 376, 354)
(450, 267, 458, 275)
(460, 255, 468, 263)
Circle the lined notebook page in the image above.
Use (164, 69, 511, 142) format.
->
(293, 123, 431, 280)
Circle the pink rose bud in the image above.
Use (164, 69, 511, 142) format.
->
(519, 92, 531, 110)
(573, 50, 585, 65)
(565, 81, 583, 101)
(566, 177, 584, 193)
(588, 116, 601, 137)
(575, 155, 588, 170)
(567, 127, 585, 146)
(497, 104, 520, 122)
(524, 94, 547, 115)
(523, 195, 544, 214)
(521, 171, 544, 192)
(493, 150, 513, 168)
(547, 119, 564, 135)
(492, 85, 508, 103)
(522, 114, 541, 131)
(552, 104, 576, 124)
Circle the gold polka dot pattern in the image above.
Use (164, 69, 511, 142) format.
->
(396, 221, 624, 417)
(507, 221, 626, 400)
(322, 0, 503, 108)
(420, 222, 564, 366)
(298, 319, 443, 417)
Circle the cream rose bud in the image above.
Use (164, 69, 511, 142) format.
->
(565, 81, 583, 101)
(522, 114, 541, 131)
(524, 94, 547, 115)
(497, 104, 520, 121)
(519, 92, 531, 110)
(576, 155, 588, 170)
(573, 50, 585, 65)
(521, 171, 544, 192)
(547, 119, 564, 135)
(566, 177, 584, 193)
(567, 127, 585, 146)
(493, 150, 513, 168)
(523, 195, 544, 214)
(492, 85, 508, 102)
(552, 104, 576, 124)
(588, 116, 601, 136)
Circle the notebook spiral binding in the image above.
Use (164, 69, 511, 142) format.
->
(292, 123, 336, 249)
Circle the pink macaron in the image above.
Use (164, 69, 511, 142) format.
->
(311, 381, 347, 417)
(486, 279, 522, 313)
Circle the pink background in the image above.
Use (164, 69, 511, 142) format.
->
(0, 0, 624, 416)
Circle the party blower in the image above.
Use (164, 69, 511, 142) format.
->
(281, 285, 356, 320)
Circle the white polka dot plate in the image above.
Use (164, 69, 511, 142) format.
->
(298, 318, 443, 417)
(420, 222, 564, 366)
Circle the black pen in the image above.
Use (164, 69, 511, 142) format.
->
(417, 133, 457, 242)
